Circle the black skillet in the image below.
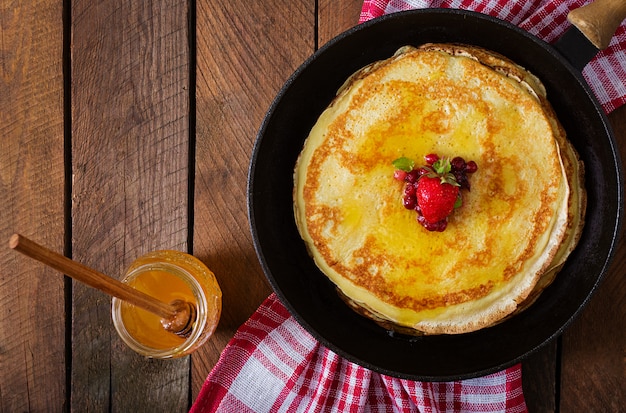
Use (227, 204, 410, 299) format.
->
(248, 3, 625, 380)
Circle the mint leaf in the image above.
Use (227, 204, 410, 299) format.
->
(392, 157, 415, 172)
(454, 193, 463, 209)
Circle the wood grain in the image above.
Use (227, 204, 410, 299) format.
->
(70, 0, 191, 410)
(0, 2, 66, 411)
(192, 0, 315, 394)
(319, 0, 363, 46)
(522, 344, 558, 412)
(560, 105, 626, 412)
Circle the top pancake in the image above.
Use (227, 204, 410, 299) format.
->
(293, 44, 577, 334)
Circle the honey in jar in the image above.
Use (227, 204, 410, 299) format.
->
(111, 250, 221, 358)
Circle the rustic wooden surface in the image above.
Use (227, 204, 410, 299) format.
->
(1, 2, 66, 411)
(1, 0, 624, 411)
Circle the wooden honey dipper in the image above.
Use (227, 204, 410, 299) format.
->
(9, 233, 196, 338)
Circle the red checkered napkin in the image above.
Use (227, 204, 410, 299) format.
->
(190, 294, 527, 413)
(360, 0, 626, 114)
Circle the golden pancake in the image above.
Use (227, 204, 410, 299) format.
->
(293, 44, 584, 334)
(419, 44, 587, 318)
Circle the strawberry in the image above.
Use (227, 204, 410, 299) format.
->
(415, 158, 460, 224)
(415, 175, 459, 223)
(393, 154, 476, 232)
(415, 158, 461, 231)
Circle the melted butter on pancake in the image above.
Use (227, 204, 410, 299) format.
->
(294, 44, 581, 334)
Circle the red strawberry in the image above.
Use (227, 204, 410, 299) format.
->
(415, 175, 459, 223)
(393, 154, 475, 232)
(415, 157, 460, 226)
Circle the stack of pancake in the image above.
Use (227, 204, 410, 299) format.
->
(293, 44, 585, 335)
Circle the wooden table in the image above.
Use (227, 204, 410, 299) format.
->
(1, 1, 624, 411)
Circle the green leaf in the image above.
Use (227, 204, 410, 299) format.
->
(454, 193, 463, 209)
(392, 157, 415, 172)
(433, 158, 452, 175)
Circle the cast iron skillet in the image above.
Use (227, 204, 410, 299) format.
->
(248, 8, 624, 380)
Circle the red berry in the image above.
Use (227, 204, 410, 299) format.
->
(417, 216, 447, 232)
(405, 170, 420, 183)
(451, 157, 466, 171)
(417, 166, 430, 176)
(435, 220, 448, 232)
(394, 170, 407, 181)
(403, 195, 417, 210)
(454, 171, 470, 191)
(404, 184, 416, 196)
(424, 153, 439, 165)
(417, 215, 427, 225)
(465, 160, 478, 173)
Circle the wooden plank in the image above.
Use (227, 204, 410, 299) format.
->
(192, 0, 315, 395)
(560, 105, 626, 412)
(70, 0, 190, 410)
(522, 344, 558, 412)
(318, 0, 363, 46)
(0, 1, 66, 411)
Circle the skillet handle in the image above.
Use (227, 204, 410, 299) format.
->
(568, 0, 626, 50)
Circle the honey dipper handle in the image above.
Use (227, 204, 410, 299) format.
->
(568, 0, 626, 50)
(9, 233, 177, 320)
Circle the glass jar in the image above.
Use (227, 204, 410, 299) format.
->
(111, 250, 222, 358)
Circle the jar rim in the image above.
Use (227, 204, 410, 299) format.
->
(111, 261, 209, 358)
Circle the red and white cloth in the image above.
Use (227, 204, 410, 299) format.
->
(191, 2, 626, 412)
(360, 0, 626, 114)
(190, 294, 527, 412)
